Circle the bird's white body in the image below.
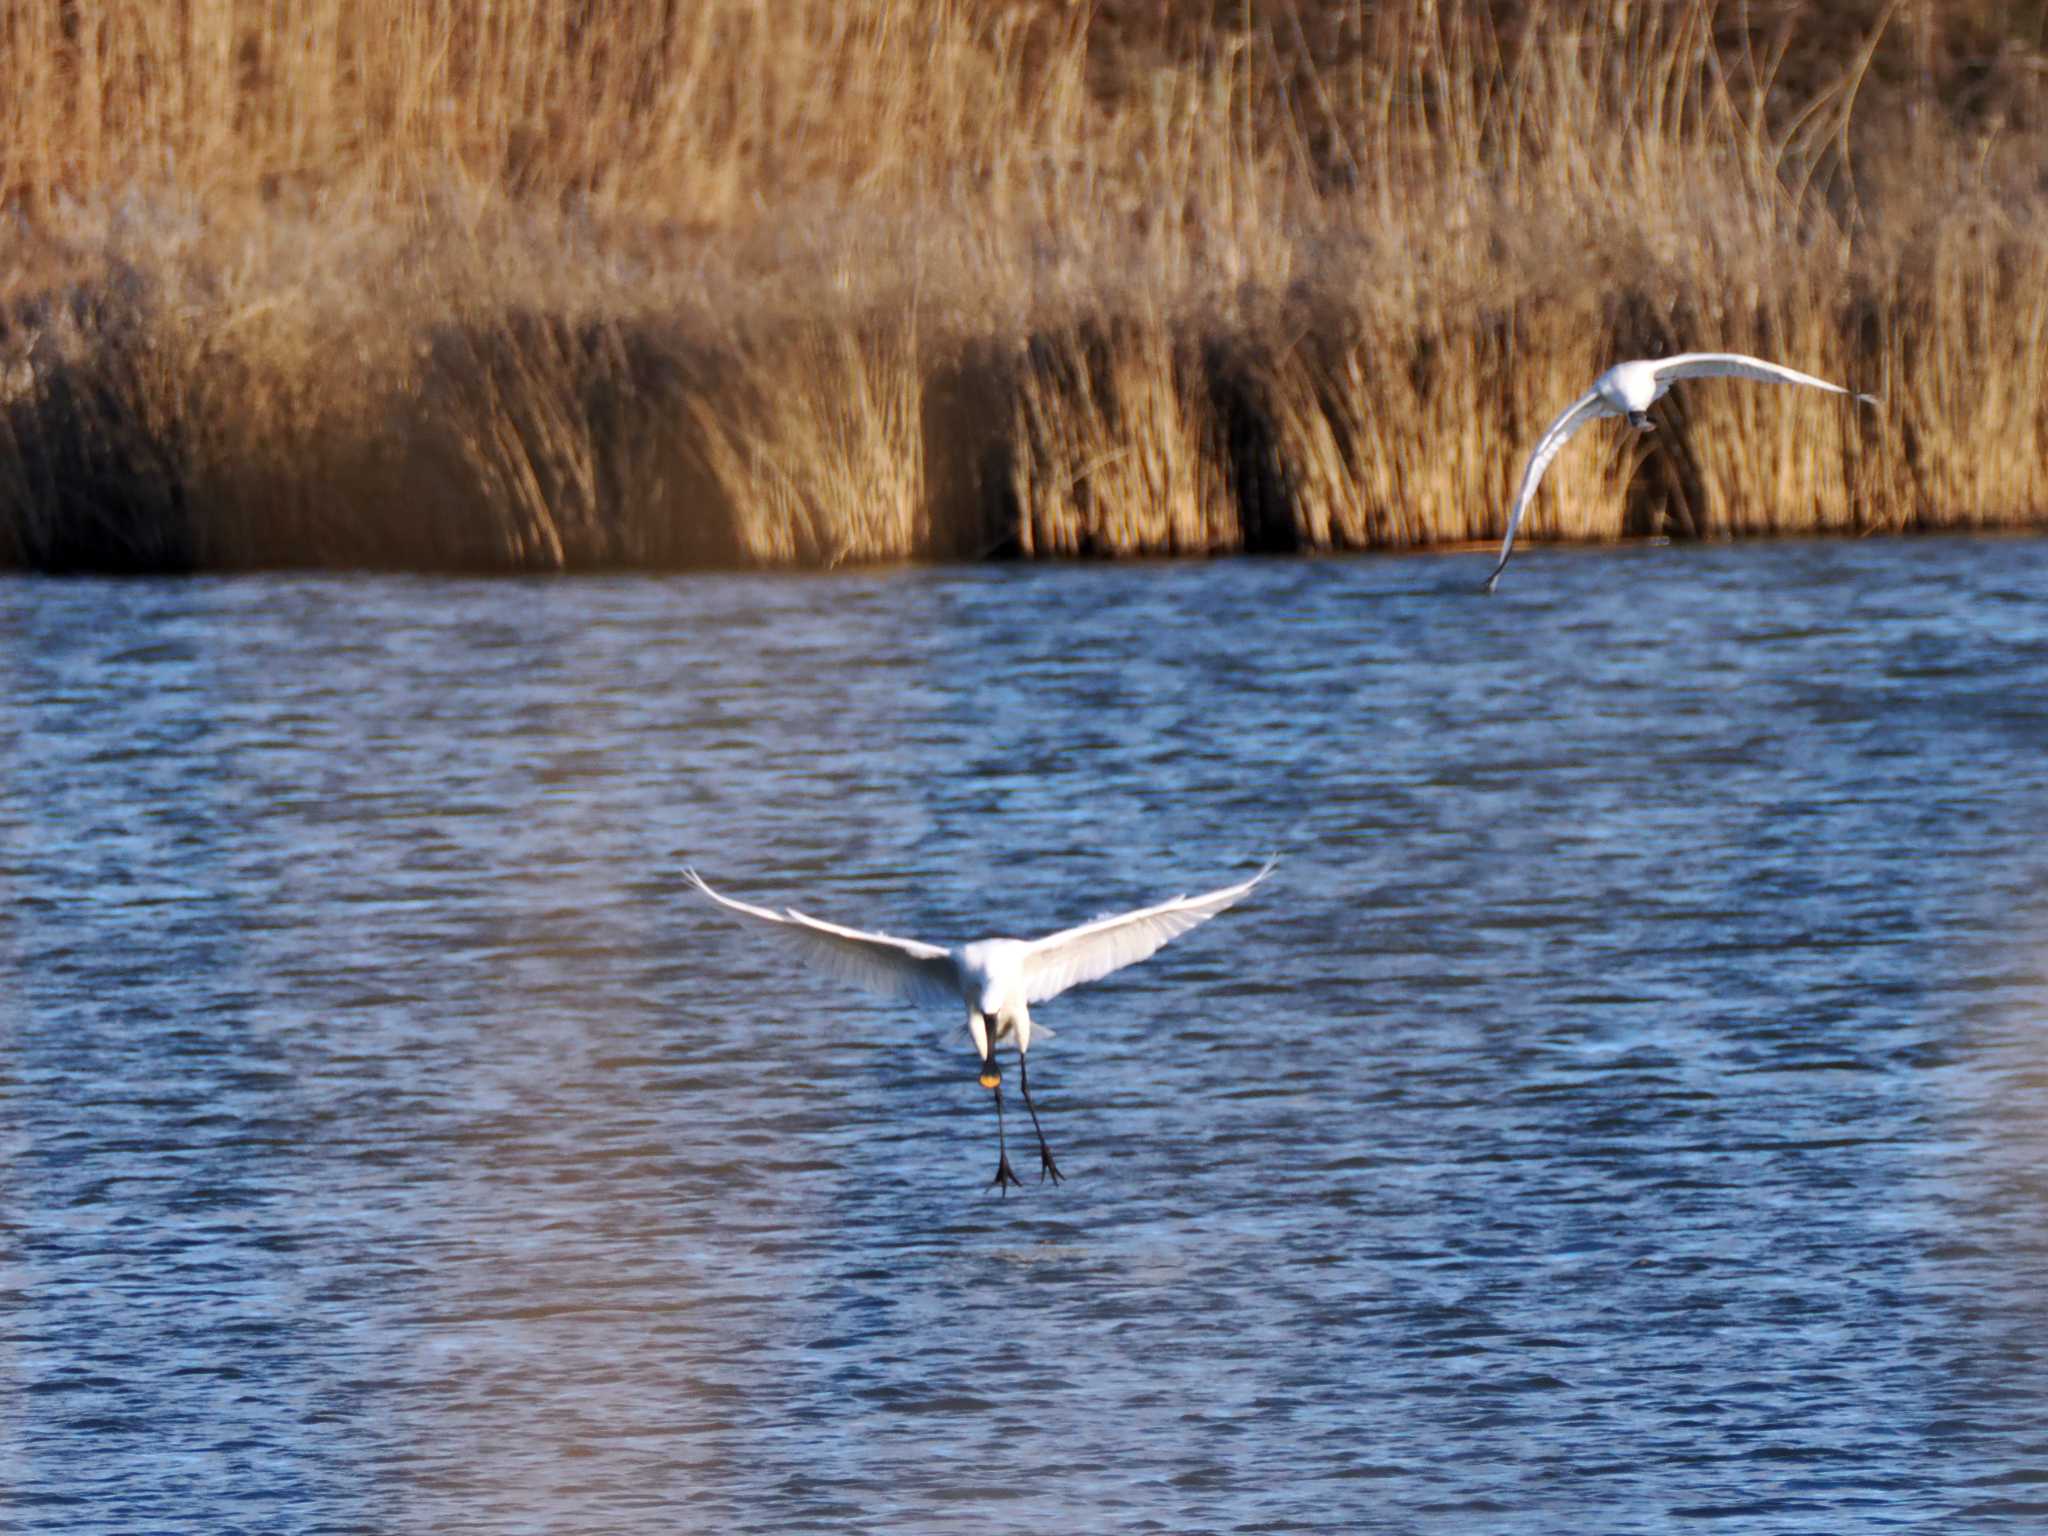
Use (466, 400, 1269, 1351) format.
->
(1483, 351, 1878, 594)
(687, 863, 1273, 1188)
(954, 939, 1042, 1060)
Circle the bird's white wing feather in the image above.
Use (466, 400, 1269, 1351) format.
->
(1651, 352, 1878, 405)
(687, 869, 960, 1006)
(1017, 863, 1273, 1004)
(1483, 389, 1608, 594)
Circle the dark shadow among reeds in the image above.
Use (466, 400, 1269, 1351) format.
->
(0, 286, 192, 572)
(924, 341, 1024, 561)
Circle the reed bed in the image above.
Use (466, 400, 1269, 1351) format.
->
(0, 0, 2044, 570)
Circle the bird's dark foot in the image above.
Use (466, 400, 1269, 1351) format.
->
(989, 1154, 1024, 1193)
(1038, 1148, 1064, 1185)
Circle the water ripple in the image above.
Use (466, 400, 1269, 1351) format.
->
(1, 538, 2045, 1530)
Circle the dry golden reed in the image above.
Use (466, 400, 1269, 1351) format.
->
(1009, 319, 1237, 558)
(0, 0, 2044, 570)
(687, 320, 933, 566)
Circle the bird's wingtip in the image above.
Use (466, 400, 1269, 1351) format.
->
(1228, 859, 1278, 899)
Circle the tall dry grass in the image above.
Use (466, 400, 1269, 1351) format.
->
(0, 0, 2044, 570)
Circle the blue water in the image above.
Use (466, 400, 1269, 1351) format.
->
(3, 537, 2046, 1532)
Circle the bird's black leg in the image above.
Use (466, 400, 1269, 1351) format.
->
(1018, 1054, 1063, 1184)
(988, 1082, 1023, 1194)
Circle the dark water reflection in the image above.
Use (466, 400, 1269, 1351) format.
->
(3, 537, 2047, 1531)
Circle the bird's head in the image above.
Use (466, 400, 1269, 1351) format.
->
(975, 976, 1010, 1016)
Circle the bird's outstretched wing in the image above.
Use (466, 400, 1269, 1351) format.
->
(1017, 862, 1274, 1004)
(1483, 389, 1609, 595)
(1650, 352, 1879, 406)
(686, 869, 960, 1006)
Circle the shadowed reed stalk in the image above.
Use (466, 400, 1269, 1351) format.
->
(0, 0, 2044, 570)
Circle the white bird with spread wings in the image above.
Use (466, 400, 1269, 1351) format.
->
(1483, 352, 1879, 594)
(687, 862, 1273, 1192)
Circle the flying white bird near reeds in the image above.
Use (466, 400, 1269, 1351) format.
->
(1482, 352, 1879, 594)
(686, 862, 1273, 1192)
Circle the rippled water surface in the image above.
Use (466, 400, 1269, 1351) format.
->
(5, 538, 2048, 1532)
